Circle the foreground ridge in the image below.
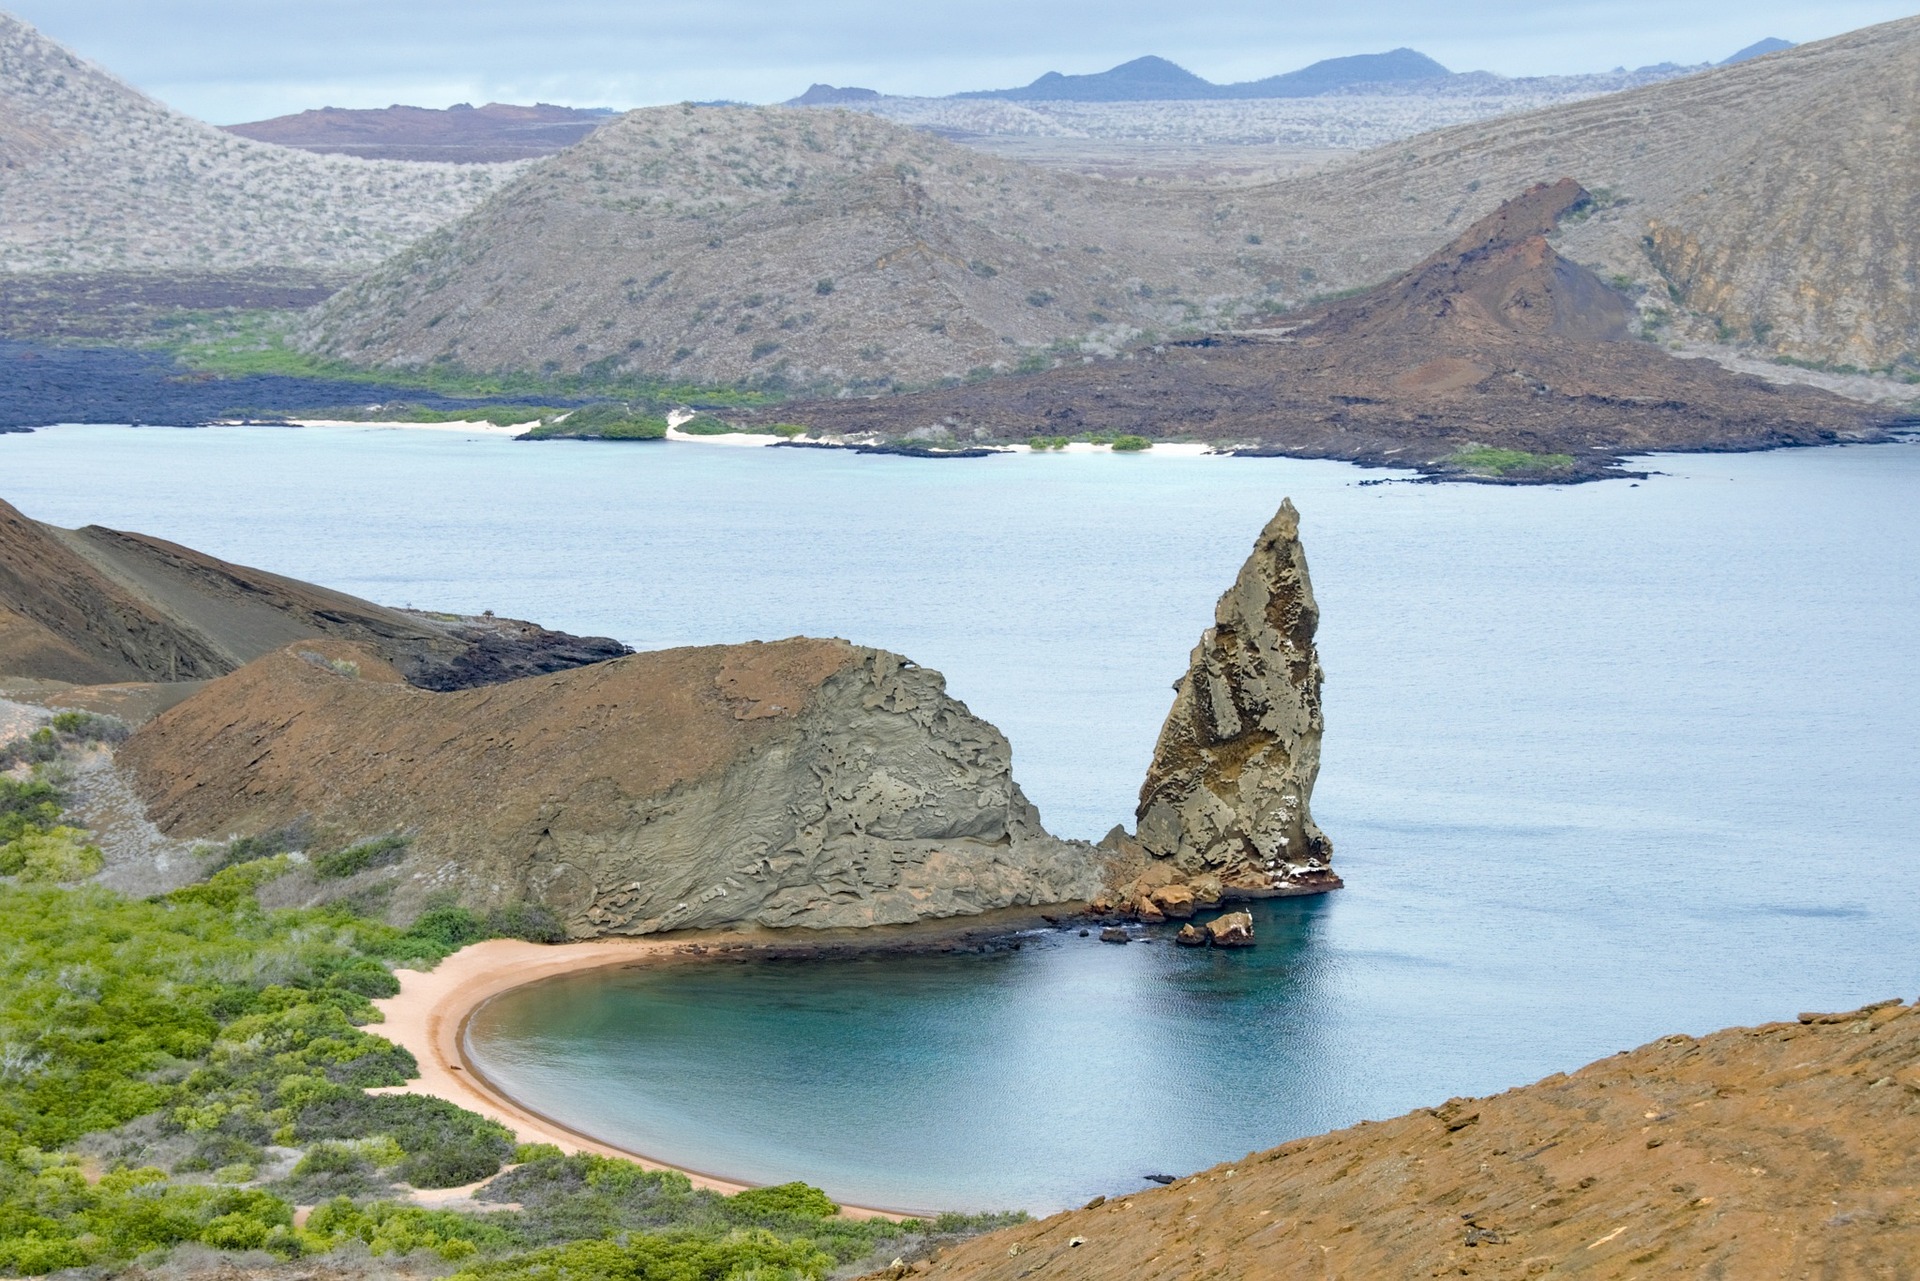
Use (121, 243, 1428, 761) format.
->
(909, 999, 1920, 1279)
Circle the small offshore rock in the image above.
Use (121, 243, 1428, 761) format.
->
(1099, 926, 1131, 944)
(1174, 923, 1209, 947)
(1205, 910, 1255, 947)
(1142, 1173, 1177, 1185)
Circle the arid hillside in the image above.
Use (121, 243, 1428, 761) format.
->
(1266, 13, 1920, 370)
(0, 496, 624, 689)
(0, 13, 509, 273)
(912, 998, 1920, 1280)
(303, 15, 1920, 386)
(776, 182, 1891, 479)
(298, 104, 1278, 387)
(223, 102, 614, 163)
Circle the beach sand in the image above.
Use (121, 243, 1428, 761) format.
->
(366, 936, 908, 1218)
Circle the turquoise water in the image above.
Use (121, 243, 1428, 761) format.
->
(4, 426, 1918, 1211)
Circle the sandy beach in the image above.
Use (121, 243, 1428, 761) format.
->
(366, 936, 908, 1218)
(286, 418, 531, 434)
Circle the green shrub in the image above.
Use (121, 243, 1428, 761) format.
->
(0, 778, 62, 844)
(0, 826, 103, 882)
(406, 905, 489, 950)
(293, 1091, 515, 1189)
(486, 902, 568, 944)
(1027, 436, 1069, 451)
(722, 1182, 837, 1221)
(675, 414, 735, 435)
(450, 1232, 834, 1281)
(1110, 435, 1151, 452)
(313, 834, 412, 879)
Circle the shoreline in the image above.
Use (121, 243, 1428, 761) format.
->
(368, 927, 1060, 1220)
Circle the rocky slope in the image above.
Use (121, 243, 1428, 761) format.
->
(773, 181, 1893, 479)
(1261, 13, 1920, 371)
(302, 14, 1920, 384)
(0, 496, 625, 689)
(909, 998, 1920, 1279)
(223, 103, 615, 163)
(1126, 500, 1335, 902)
(296, 103, 1277, 387)
(118, 637, 1103, 933)
(0, 13, 508, 273)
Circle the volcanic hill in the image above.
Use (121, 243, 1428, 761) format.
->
(296, 104, 1277, 386)
(302, 15, 1920, 385)
(911, 998, 1920, 1279)
(0, 12, 509, 275)
(773, 181, 1890, 479)
(223, 102, 615, 163)
(0, 496, 624, 691)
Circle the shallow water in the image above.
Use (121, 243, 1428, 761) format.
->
(4, 427, 1918, 1211)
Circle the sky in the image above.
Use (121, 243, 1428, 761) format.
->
(8, 0, 1917, 124)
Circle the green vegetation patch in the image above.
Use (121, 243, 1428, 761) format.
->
(154, 310, 775, 410)
(1110, 435, 1152, 452)
(1445, 446, 1576, 478)
(312, 834, 412, 880)
(520, 405, 669, 441)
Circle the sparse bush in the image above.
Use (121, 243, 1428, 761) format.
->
(1110, 435, 1152, 452)
(313, 834, 411, 880)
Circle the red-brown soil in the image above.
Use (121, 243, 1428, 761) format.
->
(906, 999, 1920, 1280)
(777, 181, 1897, 481)
(223, 103, 612, 163)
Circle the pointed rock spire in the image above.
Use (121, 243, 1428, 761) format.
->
(1133, 498, 1338, 896)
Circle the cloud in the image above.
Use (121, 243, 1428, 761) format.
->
(8, 0, 1913, 122)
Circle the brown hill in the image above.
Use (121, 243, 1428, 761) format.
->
(1264, 14, 1920, 371)
(0, 496, 624, 689)
(301, 16, 1920, 386)
(223, 102, 613, 163)
(293, 104, 1279, 387)
(911, 998, 1920, 1280)
(771, 181, 1891, 480)
(0, 13, 508, 273)
(118, 636, 1102, 932)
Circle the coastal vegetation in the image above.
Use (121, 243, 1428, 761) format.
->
(1444, 446, 1577, 478)
(519, 405, 669, 440)
(155, 311, 775, 411)
(0, 740, 1021, 1277)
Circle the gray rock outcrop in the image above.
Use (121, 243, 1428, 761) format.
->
(1125, 498, 1338, 899)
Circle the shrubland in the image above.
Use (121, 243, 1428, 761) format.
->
(0, 733, 1022, 1277)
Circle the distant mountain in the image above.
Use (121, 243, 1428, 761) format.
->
(955, 49, 1450, 102)
(223, 102, 615, 163)
(1721, 37, 1795, 65)
(1219, 48, 1450, 97)
(785, 84, 881, 106)
(0, 13, 508, 274)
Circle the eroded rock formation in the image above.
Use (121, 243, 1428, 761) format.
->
(119, 636, 1102, 934)
(1116, 498, 1337, 906)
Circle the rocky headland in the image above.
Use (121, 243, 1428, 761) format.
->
(117, 637, 1103, 933)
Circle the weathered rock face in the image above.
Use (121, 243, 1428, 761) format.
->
(1131, 498, 1337, 897)
(119, 636, 1102, 935)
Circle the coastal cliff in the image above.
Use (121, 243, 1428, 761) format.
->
(118, 636, 1102, 934)
(1105, 499, 1337, 915)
